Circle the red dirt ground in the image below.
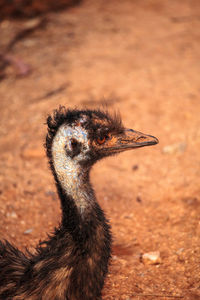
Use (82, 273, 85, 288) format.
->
(0, 0, 200, 299)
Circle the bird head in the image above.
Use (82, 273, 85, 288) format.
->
(46, 107, 158, 168)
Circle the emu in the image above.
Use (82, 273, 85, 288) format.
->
(0, 107, 158, 300)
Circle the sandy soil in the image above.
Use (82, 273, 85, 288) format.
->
(0, 0, 200, 299)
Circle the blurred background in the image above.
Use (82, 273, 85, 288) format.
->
(0, 0, 200, 299)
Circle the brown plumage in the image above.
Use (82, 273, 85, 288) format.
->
(0, 107, 158, 299)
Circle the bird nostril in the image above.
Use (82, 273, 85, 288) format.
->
(136, 136, 146, 142)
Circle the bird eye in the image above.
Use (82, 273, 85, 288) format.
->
(96, 136, 106, 145)
(96, 133, 110, 145)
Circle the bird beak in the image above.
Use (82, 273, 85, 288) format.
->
(103, 129, 159, 153)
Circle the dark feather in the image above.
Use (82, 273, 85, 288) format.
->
(0, 107, 115, 300)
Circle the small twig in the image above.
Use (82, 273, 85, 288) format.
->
(131, 293, 184, 299)
(31, 83, 70, 102)
(0, 17, 47, 79)
(6, 18, 47, 53)
(170, 15, 200, 23)
(40, 84, 69, 99)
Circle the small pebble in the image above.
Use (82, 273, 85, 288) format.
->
(6, 211, 17, 218)
(132, 164, 139, 171)
(176, 248, 185, 262)
(162, 142, 186, 154)
(24, 228, 33, 235)
(142, 251, 161, 265)
(45, 190, 57, 201)
(136, 196, 142, 203)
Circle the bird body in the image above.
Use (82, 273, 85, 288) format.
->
(0, 107, 158, 299)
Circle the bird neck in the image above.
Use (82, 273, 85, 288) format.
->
(34, 130, 112, 299)
(51, 133, 95, 215)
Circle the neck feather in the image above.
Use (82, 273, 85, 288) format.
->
(51, 125, 94, 216)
